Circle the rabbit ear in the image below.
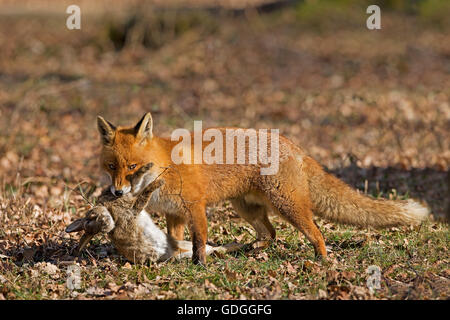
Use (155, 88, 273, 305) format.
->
(65, 218, 86, 233)
(130, 162, 154, 195)
(75, 233, 95, 256)
(132, 179, 164, 212)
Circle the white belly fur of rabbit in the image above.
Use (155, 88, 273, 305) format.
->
(136, 209, 174, 260)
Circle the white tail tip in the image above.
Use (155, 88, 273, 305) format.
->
(401, 199, 430, 224)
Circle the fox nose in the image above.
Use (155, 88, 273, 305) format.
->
(115, 190, 123, 196)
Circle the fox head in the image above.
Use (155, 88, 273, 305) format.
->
(97, 112, 161, 197)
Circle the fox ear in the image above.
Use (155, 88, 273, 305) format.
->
(97, 116, 116, 146)
(134, 112, 153, 143)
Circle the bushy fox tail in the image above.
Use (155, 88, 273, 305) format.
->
(305, 157, 429, 228)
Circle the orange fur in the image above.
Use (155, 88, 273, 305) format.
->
(97, 113, 429, 265)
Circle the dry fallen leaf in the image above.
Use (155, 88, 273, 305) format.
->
(318, 289, 328, 299)
(341, 271, 356, 281)
(286, 262, 297, 274)
(43, 263, 59, 275)
(204, 279, 218, 292)
(122, 262, 132, 270)
(224, 268, 238, 281)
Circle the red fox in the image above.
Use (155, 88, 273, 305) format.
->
(97, 112, 429, 265)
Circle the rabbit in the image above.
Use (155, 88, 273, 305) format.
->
(66, 163, 244, 263)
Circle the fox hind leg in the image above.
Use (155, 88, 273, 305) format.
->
(231, 197, 275, 241)
(281, 205, 327, 258)
(165, 213, 186, 241)
(262, 182, 327, 258)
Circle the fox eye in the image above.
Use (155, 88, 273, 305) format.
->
(108, 164, 116, 170)
(129, 164, 137, 170)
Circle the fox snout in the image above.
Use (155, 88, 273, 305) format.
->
(110, 184, 131, 197)
(111, 176, 132, 197)
(109, 163, 155, 197)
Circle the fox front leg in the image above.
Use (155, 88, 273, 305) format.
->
(187, 202, 208, 266)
